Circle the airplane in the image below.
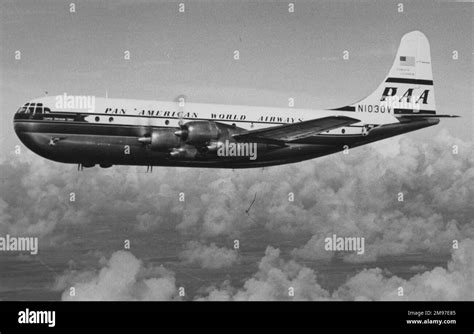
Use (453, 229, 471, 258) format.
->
(13, 31, 458, 169)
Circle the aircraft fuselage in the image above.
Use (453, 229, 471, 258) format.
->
(13, 97, 437, 169)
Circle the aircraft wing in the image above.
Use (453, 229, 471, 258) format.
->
(233, 116, 360, 144)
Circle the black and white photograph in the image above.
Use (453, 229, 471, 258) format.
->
(0, 0, 473, 331)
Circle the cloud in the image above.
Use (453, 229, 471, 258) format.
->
(0, 150, 256, 240)
(56, 250, 178, 301)
(136, 213, 161, 232)
(286, 130, 474, 263)
(198, 239, 474, 301)
(0, 153, 91, 238)
(174, 175, 258, 238)
(197, 246, 330, 301)
(2, 129, 471, 264)
(334, 238, 474, 301)
(2, 128, 472, 301)
(179, 241, 239, 269)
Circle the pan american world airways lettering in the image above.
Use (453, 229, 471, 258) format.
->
(105, 107, 301, 123)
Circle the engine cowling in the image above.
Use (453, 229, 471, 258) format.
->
(138, 121, 231, 159)
(138, 129, 181, 151)
(174, 121, 219, 146)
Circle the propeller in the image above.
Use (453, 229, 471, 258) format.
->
(137, 102, 154, 145)
(174, 94, 187, 138)
(137, 98, 157, 149)
(170, 94, 188, 157)
(177, 94, 186, 126)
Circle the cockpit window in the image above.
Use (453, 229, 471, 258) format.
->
(27, 103, 35, 114)
(35, 103, 43, 114)
(16, 104, 28, 114)
(17, 102, 46, 115)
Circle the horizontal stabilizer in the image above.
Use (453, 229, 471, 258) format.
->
(233, 116, 360, 143)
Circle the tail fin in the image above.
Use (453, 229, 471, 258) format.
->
(335, 31, 440, 116)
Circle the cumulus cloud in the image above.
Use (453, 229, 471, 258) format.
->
(55, 250, 178, 301)
(2, 129, 471, 263)
(0, 150, 255, 240)
(0, 153, 90, 238)
(284, 130, 474, 263)
(197, 246, 330, 301)
(2, 128, 472, 301)
(199, 239, 474, 301)
(174, 175, 258, 238)
(179, 241, 239, 269)
(334, 238, 474, 301)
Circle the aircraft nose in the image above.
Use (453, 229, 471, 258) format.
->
(12, 106, 50, 160)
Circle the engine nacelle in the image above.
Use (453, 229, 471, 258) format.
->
(138, 129, 181, 151)
(175, 121, 219, 146)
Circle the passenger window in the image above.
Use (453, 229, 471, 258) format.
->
(35, 105, 43, 114)
(28, 104, 35, 114)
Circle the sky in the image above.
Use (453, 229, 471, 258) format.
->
(0, 0, 473, 301)
(0, 0, 472, 145)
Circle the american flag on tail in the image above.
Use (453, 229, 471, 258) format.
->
(399, 56, 415, 66)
